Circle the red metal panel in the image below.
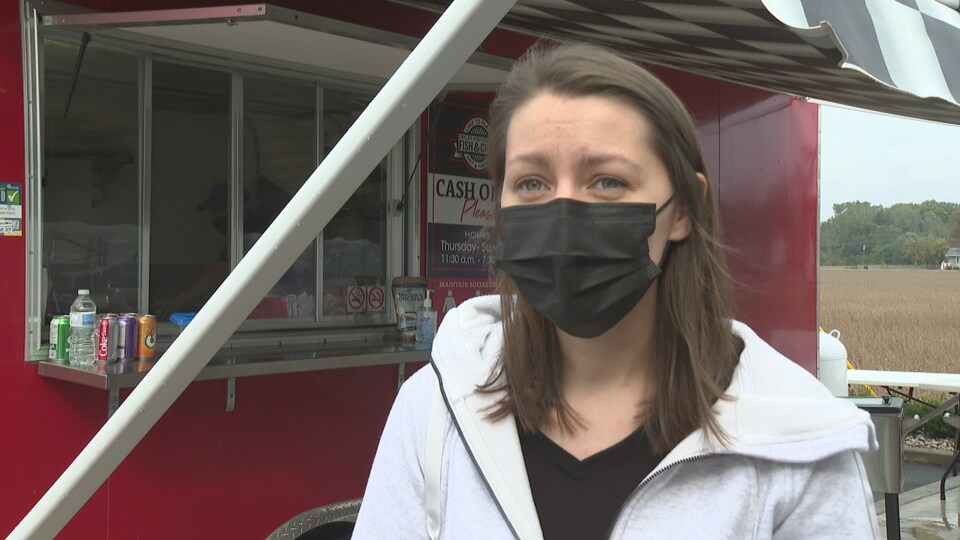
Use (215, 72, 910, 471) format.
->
(649, 66, 819, 373)
(0, 0, 25, 352)
(717, 88, 819, 373)
(645, 67, 722, 182)
(0, 1, 109, 535)
(106, 366, 403, 539)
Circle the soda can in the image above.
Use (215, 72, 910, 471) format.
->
(49, 316, 70, 362)
(95, 314, 118, 363)
(137, 315, 158, 360)
(116, 315, 139, 362)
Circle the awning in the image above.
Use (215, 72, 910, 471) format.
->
(41, 4, 512, 89)
(401, 0, 960, 125)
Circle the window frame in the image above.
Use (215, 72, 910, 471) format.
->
(24, 15, 411, 360)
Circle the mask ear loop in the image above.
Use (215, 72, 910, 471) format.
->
(655, 194, 675, 216)
(658, 241, 674, 271)
(654, 194, 677, 270)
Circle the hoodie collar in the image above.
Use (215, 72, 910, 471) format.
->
(431, 296, 875, 539)
(430, 296, 542, 540)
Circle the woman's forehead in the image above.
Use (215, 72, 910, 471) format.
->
(504, 93, 657, 164)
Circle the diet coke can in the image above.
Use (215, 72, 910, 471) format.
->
(96, 314, 118, 363)
(116, 315, 139, 362)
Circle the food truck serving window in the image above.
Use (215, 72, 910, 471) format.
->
(29, 29, 411, 358)
(42, 37, 397, 334)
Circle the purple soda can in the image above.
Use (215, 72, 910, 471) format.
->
(117, 315, 139, 362)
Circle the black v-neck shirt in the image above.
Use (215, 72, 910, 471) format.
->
(518, 423, 664, 540)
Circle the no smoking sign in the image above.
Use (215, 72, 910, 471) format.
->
(346, 286, 366, 314)
(366, 285, 385, 313)
(345, 285, 386, 314)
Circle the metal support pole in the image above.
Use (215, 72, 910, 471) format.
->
(884, 493, 900, 540)
(107, 389, 119, 419)
(10, 0, 517, 537)
(940, 443, 960, 501)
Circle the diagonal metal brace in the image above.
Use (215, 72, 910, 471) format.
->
(902, 393, 960, 436)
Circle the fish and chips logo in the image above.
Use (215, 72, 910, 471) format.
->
(452, 115, 488, 172)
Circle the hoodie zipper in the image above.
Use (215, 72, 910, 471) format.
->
(430, 363, 523, 540)
(604, 453, 716, 540)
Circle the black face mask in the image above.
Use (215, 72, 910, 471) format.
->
(494, 197, 674, 338)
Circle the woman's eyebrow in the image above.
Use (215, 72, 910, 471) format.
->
(507, 152, 645, 175)
(578, 153, 646, 176)
(506, 153, 551, 168)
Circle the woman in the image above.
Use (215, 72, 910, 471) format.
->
(353, 43, 879, 539)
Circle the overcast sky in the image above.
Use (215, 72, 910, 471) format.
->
(819, 105, 960, 222)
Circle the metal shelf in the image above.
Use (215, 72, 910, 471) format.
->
(38, 338, 430, 418)
(38, 339, 431, 390)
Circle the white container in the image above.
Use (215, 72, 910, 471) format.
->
(416, 290, 437, 345)
(819, 329, 848, 397)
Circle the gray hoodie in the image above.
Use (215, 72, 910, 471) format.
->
(353, 296, 881, 539)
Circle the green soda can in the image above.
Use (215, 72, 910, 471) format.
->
(49, 315, 70, 361)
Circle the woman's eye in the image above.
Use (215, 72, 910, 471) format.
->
(517, 178, 545, 192)
(596, 176, 627, 190)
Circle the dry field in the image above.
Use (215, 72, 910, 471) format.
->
(820, 268, 960, 374)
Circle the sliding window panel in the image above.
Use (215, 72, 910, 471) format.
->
(149, 61, 231, 322)
(42, 39, 139, 325)
(321, 88, 388, 318)
(242, 76, 317, 321)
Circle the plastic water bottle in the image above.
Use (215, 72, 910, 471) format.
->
(68, 289, 97, 365)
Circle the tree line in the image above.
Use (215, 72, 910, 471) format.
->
(820, 200, 960, 267)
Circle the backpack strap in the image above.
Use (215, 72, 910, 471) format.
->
(425, 381, 447, 540)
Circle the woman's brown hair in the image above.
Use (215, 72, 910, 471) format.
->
(481, 43, 744, 454)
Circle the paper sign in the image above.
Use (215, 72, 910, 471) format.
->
(424, 97, 498, 280)
(366, 285, 385, 313)
(345, 285, 366, 314)
(0, 183, 22, 236)
(422, 95, 498, 326)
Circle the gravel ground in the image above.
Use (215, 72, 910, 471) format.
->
(905, 433, 956, 453)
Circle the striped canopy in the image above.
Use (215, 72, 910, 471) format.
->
(404, 0, 960, 124)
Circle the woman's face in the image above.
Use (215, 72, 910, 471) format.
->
(501, 92, 692, 260)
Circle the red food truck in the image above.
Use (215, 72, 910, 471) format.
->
(3, 0, 959, 538)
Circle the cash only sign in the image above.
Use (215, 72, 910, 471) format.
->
(423, 95, 496, 322)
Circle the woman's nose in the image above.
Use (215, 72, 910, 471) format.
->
(553, 179, 584, 201)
